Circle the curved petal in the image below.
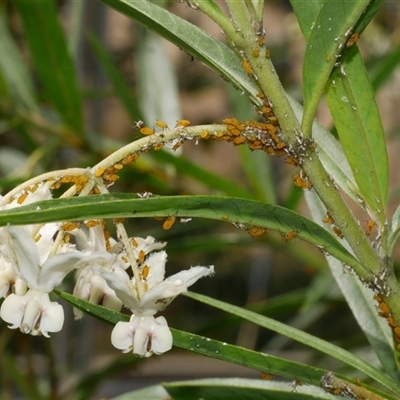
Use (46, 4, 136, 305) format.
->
(37, 297, 64, 337)
(111, 318, 139, 352)
(165, 265, 215, 288)
(0, 292, 27, 329)
(150, 316, 173, 355)
(101, 265, 140, 311)
(6, 226, 40, 287)
(145, 251, 167, 286)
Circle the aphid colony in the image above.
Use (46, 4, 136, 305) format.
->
(374, 293, 400, 351)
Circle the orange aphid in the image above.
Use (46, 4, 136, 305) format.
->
(365, 220, 375, 236)
(140, 126, 155, 135)
(253, 49, 260, 57)
(293, 174, 312, 190)
(173, 141, 184, 151)
(285, 156, 298, 166)
(258, 37, 265, 47)
(346, 32, 359, 48)
(153, 143, 164, 151)
(234, 136, 247, 145)
(248, 227, 265, 237)
(261, 372, 274, 380)
(323, 212, 334, 225)
(332, 226, 344, 239)
(285, 231, 297, 241)
(242, 59, 253, 75)
(378, 302, 390, 318)
(163, 216, 176, 230)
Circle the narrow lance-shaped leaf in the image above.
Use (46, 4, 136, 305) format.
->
(88, 32, 141, 121)
(305, 191, 399, 382)
(325, 47, 388, 220)
(57, 290, 390, 398)
(0, 10, 38, 111)
(0, 193, 361, 271)
(98, 0, 259, 105)
(301, 0, 370, 135)
(185, 291, 400, 398)
(14, 0, 84, 134)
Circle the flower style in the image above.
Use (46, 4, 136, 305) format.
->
(99, 241, 214, 356)
(0, 226, 101, 336)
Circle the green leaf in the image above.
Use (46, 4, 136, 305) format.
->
(289, 97, 359, 204)
(55, 291, 330, 387)
(14, 0, 84, 133)
(372, 42, 400, 91)
(185, 291, 400, 398)
(325, 47, 389, 219)
(164, 378, 341, 400)
(301, 0, 370, 134)
(0, 10, 38, 111)
(136, 29, 181, 126)
(305, 190, 399, 381)
(98, 0, 259, 105)
(89, 32, 141, 121)
(0, 193, 361, 270)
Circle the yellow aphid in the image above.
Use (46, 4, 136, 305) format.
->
(34, 234, 42, 243)
(346, 32, 359, 48)
(95, 168, 105, 178)
(201, 130, 210, 139)
(138, 250, 146, 265)
(285, 231, 297, 241)
(253, 49, 260, 57)
(176, 119, 191, 128)
(85, 220, 99, 228)
(163, 216, 176, 230)
(142, 265, 150, 280)
(17, 192, 28, 205)
(114, 163, 123, 170)
(155, 120, 168, 129)
(103, 174, 120, 182)
(64, 233, 71, 243)
(131, 238, 139, 247)
(221, 215, 229, 220)
(62, 222, 80, 231)
(140, 126, 155, 135)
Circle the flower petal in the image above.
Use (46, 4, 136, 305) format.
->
(0, 292, 27, 329)
(111, 315, 172, 357)
(144, 251, 167, 286)
(165, 265, 215, 288)
(6, 226, 41, 287)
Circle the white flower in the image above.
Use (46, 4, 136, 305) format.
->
(0, 255, 27, 298)
(101, 250, 214, 315)
(73, 266, 122, 319)
(0, 226, 98, 336)
(71, 225, 124, 318)
(111, 314, 173, 357)
(0, 290, 63, 337)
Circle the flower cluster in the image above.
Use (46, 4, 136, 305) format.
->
(0, 184, 214, 357)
